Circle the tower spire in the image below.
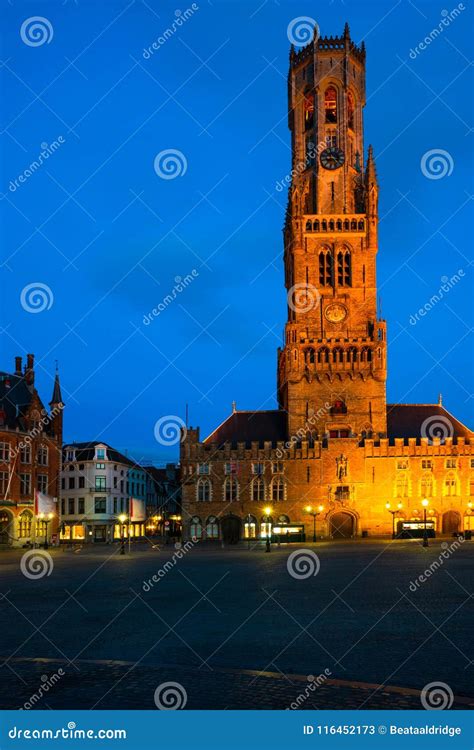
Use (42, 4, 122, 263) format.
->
(50, 369, 63, 406)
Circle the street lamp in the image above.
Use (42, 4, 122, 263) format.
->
(38, 512, 54, 549)
(118, 514, 127, 555)
(264, 506, 272, 552)
(385, 501, 403, 539)
(422, 498, 429, 547)
(305, 504, 324, 543)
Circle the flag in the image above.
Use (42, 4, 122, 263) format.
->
(35, 490, 56, 516)
(130, 497, 146, 522)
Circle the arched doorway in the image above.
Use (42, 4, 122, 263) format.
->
(0, 510, 13, 545)
(221, 515, 241, 544)
(330, 511, 355, 539)
(442, 510, 460, 534)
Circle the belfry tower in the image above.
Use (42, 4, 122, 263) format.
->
(277, 23, 387, 439)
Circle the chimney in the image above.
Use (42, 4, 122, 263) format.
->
(25, 353, 35, 385)
(15, 356, 22, 376)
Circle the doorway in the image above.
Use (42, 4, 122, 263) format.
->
(221, 515, 241, 544)
(330, 512, 355, 538)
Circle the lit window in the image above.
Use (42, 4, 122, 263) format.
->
(397, 460, 409, 470)
(421, 459, 433, 470)
(347, 91, 355, 129)
(324, 86, 337, 123)
(206, 516, 219, 539)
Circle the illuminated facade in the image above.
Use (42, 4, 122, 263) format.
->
(180, 25, 474, 542)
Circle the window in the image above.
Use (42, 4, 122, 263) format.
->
(68, 499, 75, 515)
(303, 90, 314, 130)
(37, 447, 48, 466)
(0, 471, 8, 495)
(66, 450, 75, 461)
(20, 473, 31, 496)
(78, 498, 85, 514)
(260, 521, 272, 539)
(197, 479, 211, 502)
(96, 462, 105, 469)
(397, 460, 409, 470)
(421, 460, 433, 470)
(331, 400, 347, 415)
(37, 475, 48, 493)
(420, 475, 433, 498)
(94, 497, 107, 513)
(206, 516, 219, 539)
(325, 132, 337, 148)
(347, 91, 355, 129)
(251, 478, 265, 502)
(471, 459, 474, 470)
(20, 445, 31, 464)
(113, 477, 118, 489)
(0, 443, 10, 462)
(305, 348, 316, 365)
(395, 477, 408, 497)
(244, 516, 257, 539)
(444, 475, 457, 496)
(324, 86, 337, 122)
(224, 478, 238, 502)
(445, 459, 457, 469)
(61, 478, 65, 490)
(113, 498, 118, 514)
(79, 476, 85, 489)
(272, 462, 284, 474)
(252, 463, 264, 475)
(271, 478, 285, 502)
(319, 249, 334, 286)
(68, 477, 75, 490)
(337, 250, 351, 286)
(198, 463, 210, 475)
(94, 475, 106, 491)
(69, 464, 74, 471)
(18, 511, 32, 538)
(96, 448, 105, 460)
(224, 462, 237, 475)
(61, 499, 65, 515)
(190, 516, 203, 539)
(329, 429, 350, 438)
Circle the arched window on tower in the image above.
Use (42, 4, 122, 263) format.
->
(319, 249, 333, 286)
(347, 91, 355, 130)
(304, 90, 314, 130)
(324, 86, 338, 123)
(337, 249, 351, 286)
(305, 348, 315, 364)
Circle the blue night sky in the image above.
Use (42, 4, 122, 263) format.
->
(1, 0, 473, 464)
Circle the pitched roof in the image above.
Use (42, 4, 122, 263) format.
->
(204, 410, 287, 447)
(62, 441, 134, 466)
(386, 404, 473, 441)
(50, 372, 63, 404)
(0, 372, 36, 431)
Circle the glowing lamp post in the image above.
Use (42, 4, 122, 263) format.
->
(385, 501, 403, 539)
(305, 504, 324, 543)
(264, 506, 272, 552)
(422, 498, 429, 547)
(118, 514, 127, 555)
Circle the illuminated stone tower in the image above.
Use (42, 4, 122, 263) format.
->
(277, 23, 387, 439)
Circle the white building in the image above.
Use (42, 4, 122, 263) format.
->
(60, 441, 147, 543)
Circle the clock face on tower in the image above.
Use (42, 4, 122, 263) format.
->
(325, 302, 347, 324)
(320, 147, 345, 170)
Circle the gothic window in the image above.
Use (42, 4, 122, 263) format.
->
(325, 132, 337, 148)
(329, 219, 335, 231)
(358, 220, 364, 231)
(190, 516, 203, 539)
(332, 348, 344, 364)
(305, 348, 315, 364)
(361, 347, 372, 363)
(197, 478, 211, 502)
(395, 476, 408, 498)
(420, 474, 434, 498)
(347, 91, 355, 130)
(206, 516, 219, 539)
(319, 249, 333, 286)
(251, 478, 265, 502)
(271, 478, 285, 502)
(224, 477, 239, 502)
(444, 473, 458, 497)
(336, 219, 342, 231)
(337, 250, 351, 286)
(344, 219, 350, 230)
(318, 347, 330, 364)
(18, 511, 32, 538)
(351, 219, 357, 230)
(303, 90, 314, 130)
(324, 86, 338, 123)
(313, 220, 320, 231)
(347, 347, 358, 363)
(306, 220, 312, 231)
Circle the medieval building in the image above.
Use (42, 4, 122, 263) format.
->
(180, 24, 474, 543)
(0, 355, 63, 547)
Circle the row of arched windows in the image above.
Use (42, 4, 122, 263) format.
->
(304, 347, 375, 364)
(394, 473, 468, 498)
(303, 87, 356, 128)
(196, 478, 286, 503)
(305, 219, 365, 232)
(318, 249, 352, 287)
